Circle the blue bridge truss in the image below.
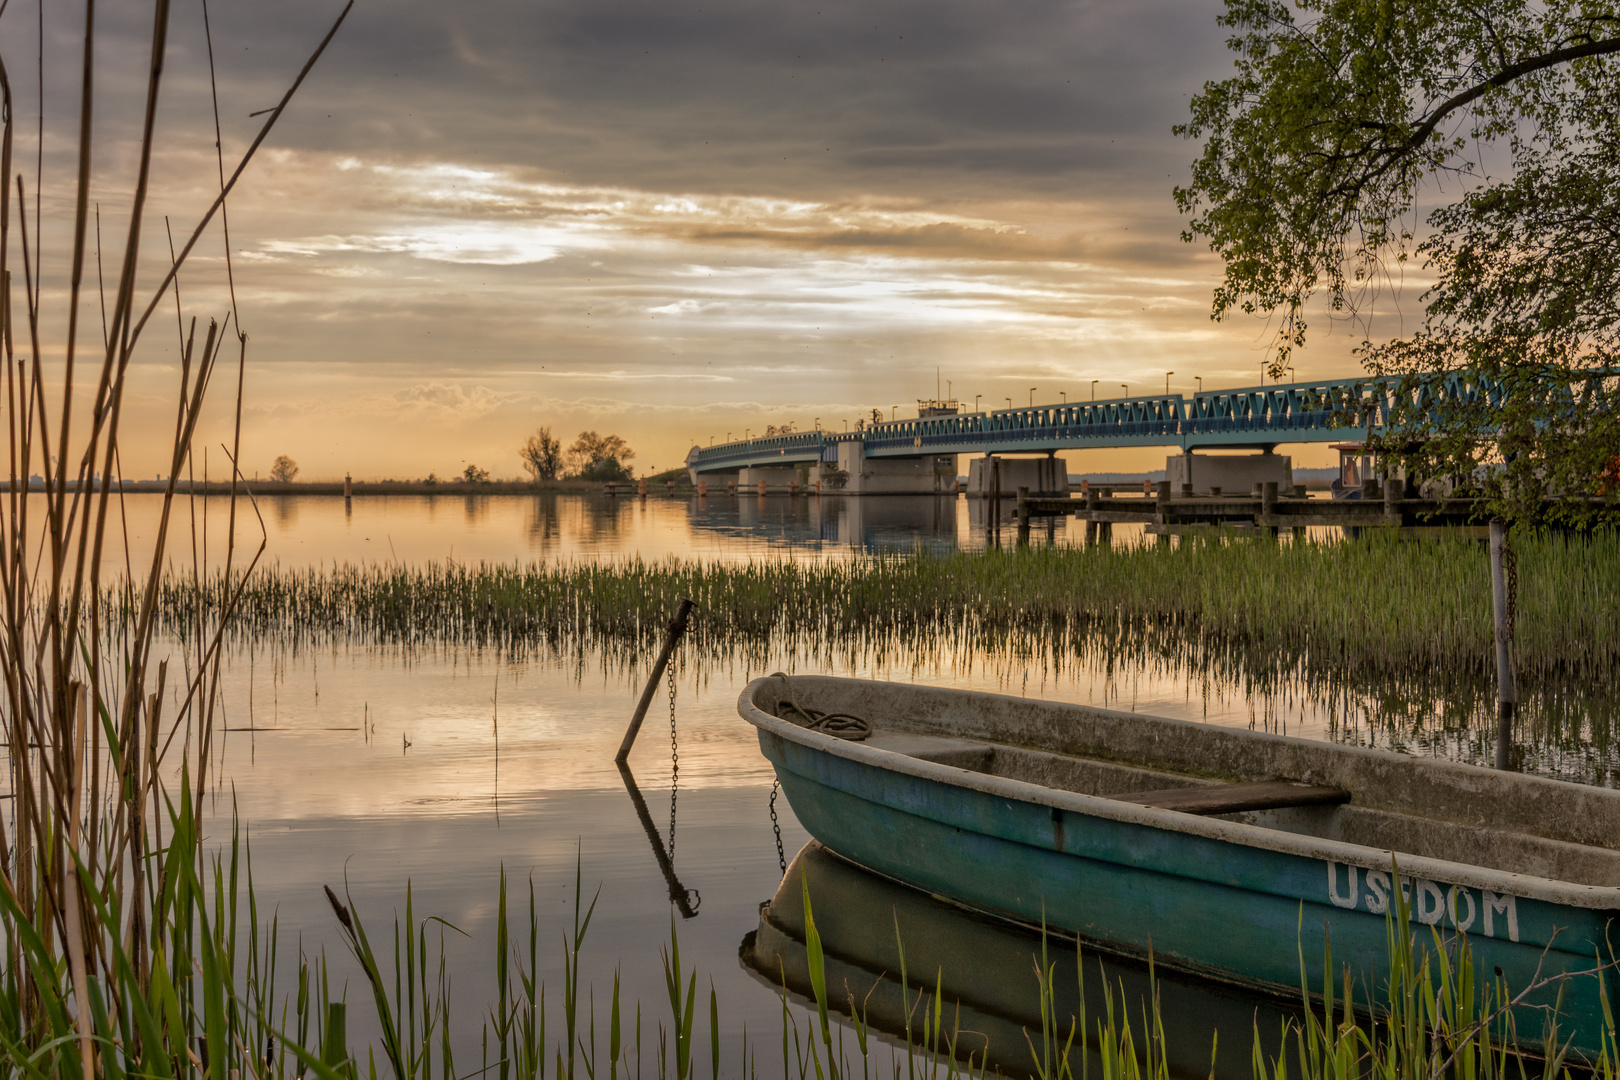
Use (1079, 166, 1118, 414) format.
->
(685, 372, 1510, 474)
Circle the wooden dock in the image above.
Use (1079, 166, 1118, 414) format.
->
(1013, 480, 1496, 542)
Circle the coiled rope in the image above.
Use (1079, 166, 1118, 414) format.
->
(768, 672, 873, 740)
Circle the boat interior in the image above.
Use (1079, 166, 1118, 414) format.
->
(755, 676, 1620, 889)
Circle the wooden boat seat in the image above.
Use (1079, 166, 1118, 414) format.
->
(863, 731, 996, 770)
(1117, 780, 1350, 816)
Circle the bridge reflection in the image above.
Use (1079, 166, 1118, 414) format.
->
(687, 493, 1070, 555)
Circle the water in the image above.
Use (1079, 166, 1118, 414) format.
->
(87, 491, 1614, 1073)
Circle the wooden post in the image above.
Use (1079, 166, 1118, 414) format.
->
(1016, 486, 1031, 545)
(1490, 521, 1517, 771)
(615, 598, 696, 763)
(343, 473, 352, 499)
(1261, 481, 1278, 540)
(698, 480, 708, 497)
(1383, 474, 1400, 524)
(1155, 481, 1171, 546)
(638, 478, 648, 497)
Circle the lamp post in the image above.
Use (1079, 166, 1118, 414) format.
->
(814, 417, 820, 430)
(974, 394, 982, 412)
(1005, 397, 1013, 410)
(1029, 387, 1036, 407)
(1091, 380, 1098, 401)
(745, 429, 752, 438)
(1195, 377, 1203, 394)
(1120, 384, 1128, 398)
(891, 406, 898, 421)
(726, 432, 732, 441)
(1060, 391, 1067, 404)
(1166, 371, 1174, 395)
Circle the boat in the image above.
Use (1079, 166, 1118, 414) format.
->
(738, 674, 1620, 1057)
(743, 839, 1295, 1079)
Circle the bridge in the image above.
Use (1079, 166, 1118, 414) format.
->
(685, 372, 1506, 494)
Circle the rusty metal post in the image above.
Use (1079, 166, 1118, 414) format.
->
(1490, 521, 1517, 770)
(615, 598, 696, 764)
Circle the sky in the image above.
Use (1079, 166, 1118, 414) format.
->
(8, 0, 1400, 481)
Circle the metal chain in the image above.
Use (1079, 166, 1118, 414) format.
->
(769, 779, 785, 874)
(667, 658, 679, 861)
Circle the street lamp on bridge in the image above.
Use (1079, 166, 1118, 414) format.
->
(1091, 380, 1098, 401)
(814, 417, 820, 430)
(1166, 371, 1174, 395)
(974, 394, 982, 412)
(1005, 397, 1012, 410)
(1196, 377, 1203, 394)
(1120, 384, 1128, 397)
(1060, 391, 1067, 404)
(1029, 387, 1036, 407)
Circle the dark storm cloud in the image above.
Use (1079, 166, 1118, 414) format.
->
(174, 0, 1231, 201)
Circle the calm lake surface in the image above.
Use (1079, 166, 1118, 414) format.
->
(99, 492, 1611, 1073)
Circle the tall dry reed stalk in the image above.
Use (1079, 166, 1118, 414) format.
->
(0, 0, 348, 1070)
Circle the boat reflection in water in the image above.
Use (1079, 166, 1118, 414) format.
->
(741, 842, 1293, 1079)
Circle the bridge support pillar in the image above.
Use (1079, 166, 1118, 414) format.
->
(825, 442, 956, 495)
(1166, 452, 1293, 495)
(739, 466, 800, 493)
(965, 456, 1065, 497)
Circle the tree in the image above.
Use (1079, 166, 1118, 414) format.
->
(461, 463, 491, 484)
(519, 427, 564, 482)
(1176, 0, 1620, 522)
(270, 455, 299, 483)
(564, 431, 635, 482)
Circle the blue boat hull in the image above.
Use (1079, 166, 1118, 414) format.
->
(759, 727, 1620, 1057)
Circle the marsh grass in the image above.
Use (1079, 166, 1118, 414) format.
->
(142, 531, 1619, 685)
(0, 0, 350, 1073)
(132, 531, 1620, 781)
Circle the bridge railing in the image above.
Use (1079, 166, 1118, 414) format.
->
(684, 373, 1517, 472)
(686, 430, 826, 469)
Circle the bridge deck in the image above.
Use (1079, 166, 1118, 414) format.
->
(686, 373, 1507, 474)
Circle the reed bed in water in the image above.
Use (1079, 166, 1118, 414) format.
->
(140, 530, 1619, 685)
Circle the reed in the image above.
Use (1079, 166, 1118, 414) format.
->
(141, 531, 1620, 687)
(0, 0, 349, 1074)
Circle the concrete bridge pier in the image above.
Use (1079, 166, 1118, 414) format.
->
(738, 466, 801, 492)
(1165, 450, 1293, 495)
(823, 441, 956, 495)
(965, 455, 1066, 497)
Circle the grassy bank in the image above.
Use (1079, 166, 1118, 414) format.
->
(143, 531, 1619, 684)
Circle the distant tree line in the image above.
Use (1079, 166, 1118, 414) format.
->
(520, 428, 635, 483)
